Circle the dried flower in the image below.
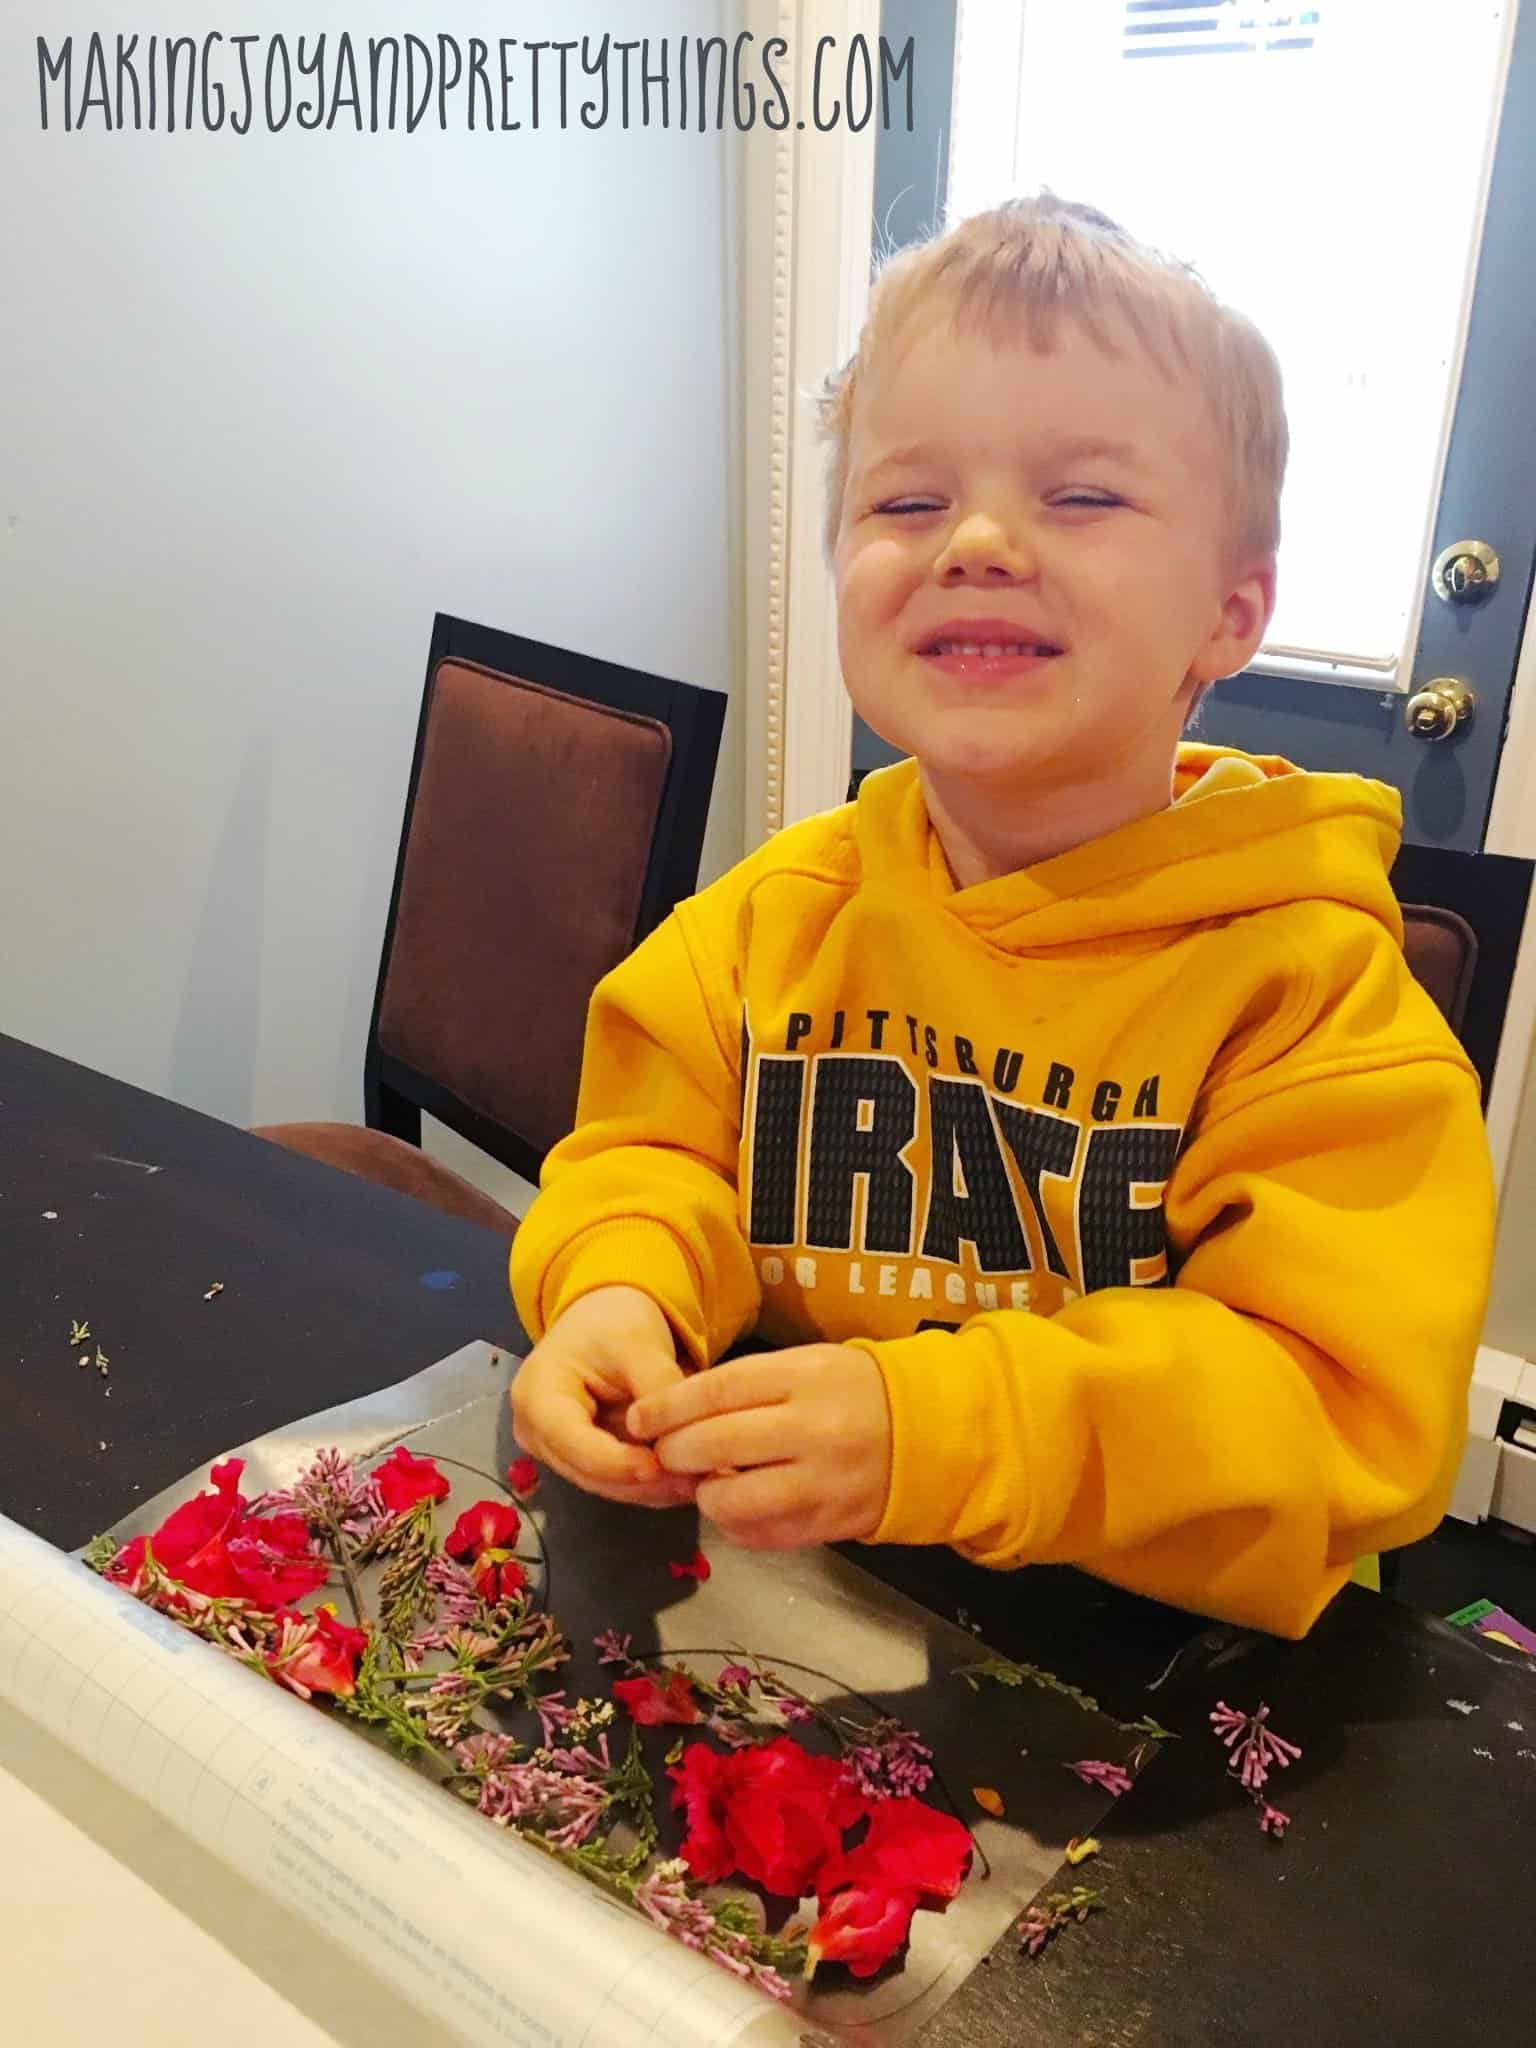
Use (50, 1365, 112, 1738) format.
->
(424, 1552, 481, 1625)
(1209, 1702, 1302, 1795)
(814, 1795, 973, 1906)
(1019, 1886, 1103, 1957)
(261, 1447, 385, 1543)
(1065, 1760, 1133, 1797)
(265, 1606, 369, 1700)
(373, 1444, 451, 1515)
(971, 1785, 1005, 1818)
(536, 1691, 616, 1749)
(593, 1628, 635, 1667)
(614, 1669, 700, 1727)
(669, 1735, 867, 1897)
(806, 1884, 919, 1981)
(717, 1663, 754, 1693)
(1064, 1836, 1100, 1866)
(472, 1752, 611, 1849)
(444, 1500, 527, 1604)
(843, 1717, 935, 1801)
(633, 1858, 795, 2002)
(668, 1549, 711, 1583)
(506, 1457, 540, 1500)
(1259, 1804, 1290, 1838)
(106, 1458, 329, 1610)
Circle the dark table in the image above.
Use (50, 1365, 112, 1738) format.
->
(3, 1029, 1532, 2046)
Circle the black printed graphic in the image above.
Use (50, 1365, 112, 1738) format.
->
(920, 1079, 1029, 1272)
(1077, 1124, 1182, 1292)
(745, 1004, 1183, 1305)
(992, 1100, 1079, 1279)
(804, 1057, 918, 1253)
(747, 1057, 805, 1245)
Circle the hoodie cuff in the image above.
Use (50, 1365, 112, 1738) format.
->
(843, 1330, 1009, 1549)
(535, 1220, 712, 1370)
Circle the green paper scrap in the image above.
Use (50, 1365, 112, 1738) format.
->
(1445, 1599, 1497, 1627)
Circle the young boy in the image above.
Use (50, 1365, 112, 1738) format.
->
(508, 194, 1495, 1638)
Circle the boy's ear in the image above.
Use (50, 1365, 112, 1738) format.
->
(1190, 558, 1276, 685)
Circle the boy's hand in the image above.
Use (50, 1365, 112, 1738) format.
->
(510, 1286, 699, 1509)
(626, 1345, 892, 1551)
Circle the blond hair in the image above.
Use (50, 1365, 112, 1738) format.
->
(819, 193, 1287, 567)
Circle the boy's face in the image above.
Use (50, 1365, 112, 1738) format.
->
(833, 308, 1273, 822)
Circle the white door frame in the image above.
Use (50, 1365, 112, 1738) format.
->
(741, 0, 880, 844)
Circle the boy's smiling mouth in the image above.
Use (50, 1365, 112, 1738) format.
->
(914, 616, 1064, 680)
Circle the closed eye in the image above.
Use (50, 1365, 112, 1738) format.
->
(875, 499, 945, 516)
(1053, 492, 1123, 509)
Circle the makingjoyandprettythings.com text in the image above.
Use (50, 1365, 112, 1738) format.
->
(35, 28, 919, 135)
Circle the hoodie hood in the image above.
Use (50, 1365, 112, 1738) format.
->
(854, 743, 1405, 950)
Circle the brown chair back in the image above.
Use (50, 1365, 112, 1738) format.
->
(365, 615, 725, 1183)
(1400, 904, 1478, 1037)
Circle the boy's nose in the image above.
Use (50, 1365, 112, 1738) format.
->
(935, 514, 1036, 584)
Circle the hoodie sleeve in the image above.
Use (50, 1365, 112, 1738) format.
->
(851, 915, 1495, 1638)
(508, 909, 761, 1372)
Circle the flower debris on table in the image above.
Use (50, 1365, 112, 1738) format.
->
(1210, 1700, 1302, 1837)
(667, 1548, 711, 1583)
(1019, 1885, 1103, 1957)
(1065, 1759, 1133, 1797)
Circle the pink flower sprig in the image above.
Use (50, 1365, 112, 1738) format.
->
(633, 1858, 795, 2002)
(1210, 1701, 1302, 1796)
(1065, 1759, 1133, 1797)
(1210, 1701, 1303, 1838)
(256, 1446, 385, 1542)
(593, 1628, 637, 1668)
(842, 1717, 936, 1801)
(424, 1553, 482, 1626)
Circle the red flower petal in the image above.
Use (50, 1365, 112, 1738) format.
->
(471, 1554, 528, 1604)
(374, 1445, 451, 1514)
(808, 1884, 920, 1979)
(266, 1605, 368, 1699)
(668, 1744, 737, 1882)
(446, 1501, 521, 1561)
(225, 1532, 329, 1607)
(506, 1457, 540, 1500)
(666, 1736, 860, 1900)
(815, 1797, 973, 1905)
(103, 1536, 149, 1590)
(667, 1549, 711, 1582)
(613, 1669, 700, 1727)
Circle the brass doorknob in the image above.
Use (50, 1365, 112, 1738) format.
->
(1431, 539, 1500, 604)
(1405, 677, 1475, 741)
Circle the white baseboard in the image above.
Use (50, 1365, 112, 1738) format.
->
(1448, 1343, 1532, 1525)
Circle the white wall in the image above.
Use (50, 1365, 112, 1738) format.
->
(1, 1, 746, 1150)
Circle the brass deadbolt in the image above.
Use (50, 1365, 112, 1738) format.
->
(1405, 677, 1475, 741)
(1431, 540, 1500, 604)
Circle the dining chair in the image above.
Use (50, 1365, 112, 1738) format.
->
(253, 613, 727, 1235)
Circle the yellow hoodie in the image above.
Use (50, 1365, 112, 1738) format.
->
(510, 746, 1495, 1637)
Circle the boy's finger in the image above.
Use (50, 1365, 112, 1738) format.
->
(619, 1348, 689, 1403)
(627, 1358, 792, 1441)
(650, 1407, 796, 1476)
(695, 1464, 810, 1541)
(535, 1385, 672, 1489)
(533, 1431, 699, 1508)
